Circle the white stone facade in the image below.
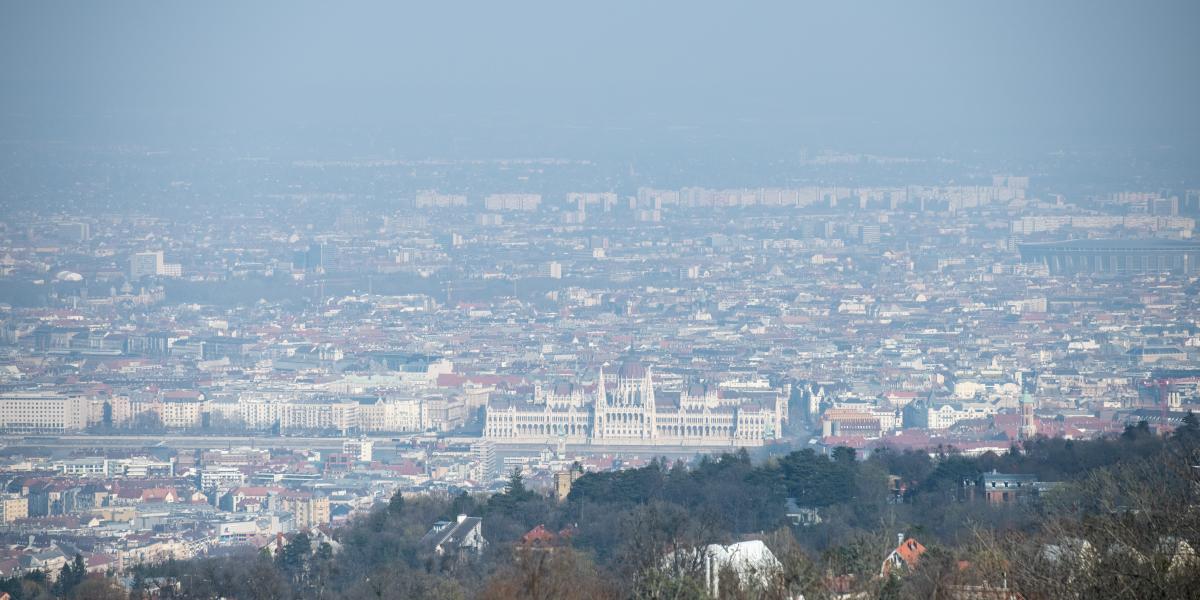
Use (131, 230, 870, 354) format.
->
(484, 364, 785, 447)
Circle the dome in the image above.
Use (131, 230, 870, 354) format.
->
(617, 362, 647, 379)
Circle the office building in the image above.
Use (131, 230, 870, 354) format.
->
(129, 251, 181, 279)
(0, 392, 89, 432)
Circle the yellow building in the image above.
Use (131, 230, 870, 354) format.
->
(553, 470, 583, 502)
(281, 493, 330, 529)
(0, 494, 29, 523)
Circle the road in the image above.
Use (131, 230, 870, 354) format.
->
(0, 433, 378, 451)
(0, 433, 794, 460)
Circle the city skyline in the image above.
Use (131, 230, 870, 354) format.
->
(0, 2, 1197, 599)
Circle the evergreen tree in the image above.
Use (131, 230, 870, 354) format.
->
(388, 491, 405, 517)
(54, 554, 87, 597)
(1177, 411, 1199, 438)
(278, 533, 311, 584)
(130, 570, 147, 600)
(505, 468, 529, 498)
(448, 491, 475, 517)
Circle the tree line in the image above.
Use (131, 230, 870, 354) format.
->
(5, 413, 1199, 599)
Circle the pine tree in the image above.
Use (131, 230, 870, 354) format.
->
(506, 468, 528, 497)
(1178, 411, 1199, 436)
(388, 491, 405, 517)
(54, 553, 87, 597)
(278, 533, 312, 585)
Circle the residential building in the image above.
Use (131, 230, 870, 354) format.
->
(419, 515, 487, 562)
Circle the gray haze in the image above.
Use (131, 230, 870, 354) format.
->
(2, 1, 1199, 163)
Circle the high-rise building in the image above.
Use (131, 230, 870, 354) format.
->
(1183, 190, 1200, 215)
(130, 251, 164, 279)
(860, 224, 881, 245)
(541, 261, 563, 279)
(129, 251, 181, 279)
(471, 440, 498, 482)
(1151, 197, 1179, 216)
(306, 243, 340, 272)
(485, 194, 541, 211)
(415, 192, 468, 209)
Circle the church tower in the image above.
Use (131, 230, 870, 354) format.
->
(642, 365, 657, 440)
(593, 365, 607, 441)
(1019, 392, 1037, 441)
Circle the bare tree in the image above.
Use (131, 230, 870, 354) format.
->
(614, 502, 715, 600)
(479, 547, 617, 600)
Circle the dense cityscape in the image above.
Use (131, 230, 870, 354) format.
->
(1, 155, 1198, 596)
(3, 2, 1200, 599)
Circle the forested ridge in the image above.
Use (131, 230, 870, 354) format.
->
(6, 415, 1200, 599)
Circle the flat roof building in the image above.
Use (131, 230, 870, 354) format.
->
(0, 392, 89, 432)
(1018, 239, 1200, 275)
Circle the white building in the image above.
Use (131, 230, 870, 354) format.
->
(667, 541, 782, 597)
(484, 363, 786, 447)
(0, 392, 88, 432)
(233, 398, 359, 434)
(358, 398, 424, 432)
(414, 192, 468, 208)
(484, 194, 541, 211)
(55, 458, 112, 476)
(161, 398, 206, 429)
(911, 401, 998, 430)
(129, 251, 182, 279)
(199, 466, 246, 491)
(281, 402, 359, 434)
(343, 439, 374, 462)
(541, 261, 563, 279)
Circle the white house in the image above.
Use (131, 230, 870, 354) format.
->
(419, 514, 487, 562)
(668, 540, 782, 596)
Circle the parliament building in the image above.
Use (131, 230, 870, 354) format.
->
(484, 363, 787, 447)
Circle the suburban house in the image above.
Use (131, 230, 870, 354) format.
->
(667, 540, 783, 597)
(419, 514, 486, 562)
(881, 534, 926, 576)
(963, 470, 1058, 504)
(518, 524, 575, 551)
(784, 498, 822, 526)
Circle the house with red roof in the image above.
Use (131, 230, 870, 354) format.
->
(881, 535, 926, 576)
(518, 524, 576, 550)
(140, 488, 178, 503)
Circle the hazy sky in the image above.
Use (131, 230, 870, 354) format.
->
(2, 1, 1198, 160)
